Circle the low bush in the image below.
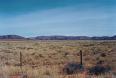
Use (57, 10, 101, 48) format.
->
(63, 62, 84, 75)
(89, 65, 111, 75)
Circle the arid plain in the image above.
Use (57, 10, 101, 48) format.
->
(0, 40, 116, 78)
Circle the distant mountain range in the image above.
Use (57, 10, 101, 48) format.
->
(0, 35, 116, 40)
(0, 35, 25, 39)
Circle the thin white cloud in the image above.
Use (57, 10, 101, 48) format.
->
(0, 4, 115, 36)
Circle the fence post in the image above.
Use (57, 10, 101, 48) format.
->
(20, 52, 22, 69)
(80, 50, 83, 65)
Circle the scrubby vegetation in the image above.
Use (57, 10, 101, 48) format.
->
(0, 40, 115, 78)
(63, 62, 84, 75)
(88, 65, 111, 75)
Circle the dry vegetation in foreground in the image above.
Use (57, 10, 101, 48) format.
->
(0, 40, 115, 78)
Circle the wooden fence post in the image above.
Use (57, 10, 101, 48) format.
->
(20, 52, 22, 69)
(80, 50, 83, 65)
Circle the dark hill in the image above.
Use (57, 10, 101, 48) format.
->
(0, 35, 116, 40)
(34, 35, 116, 40)
(0, 35, 25, 39)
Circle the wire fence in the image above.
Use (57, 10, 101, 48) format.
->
(0, 51, 115, 78)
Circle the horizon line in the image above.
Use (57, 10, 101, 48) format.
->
(0, 34, 115, 38)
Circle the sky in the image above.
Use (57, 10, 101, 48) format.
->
(0, 0, 116, 37)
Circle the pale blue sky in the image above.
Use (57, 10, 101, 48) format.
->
(0, 0, 116, 37)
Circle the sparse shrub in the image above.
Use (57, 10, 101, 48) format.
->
(39, 54, 44, 57)
(63, 52, 69, 57)
(113, 71, 116, 76)
(97, 60, 104, 65)
(21, 73, 28, 78)
(76, 53, 80, 56)
(96, 57, 100, 61)
(88, 65, 111, 75)
(84, 57, 90, 61)
(83, 44, 94, 47)
(44, 71, 51, 76)
(63, 62, 84, 75)
(31, 52, 35, 55)
(101, 53, 106, 57)
(27, 47, 33, 50)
